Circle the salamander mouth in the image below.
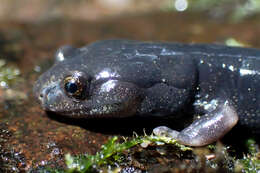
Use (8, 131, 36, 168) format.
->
(33, 79, 65, 110)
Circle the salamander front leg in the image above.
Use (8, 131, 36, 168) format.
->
(153, 100, 239, 146)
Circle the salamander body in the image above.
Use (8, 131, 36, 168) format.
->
(34, 40, 260, 146)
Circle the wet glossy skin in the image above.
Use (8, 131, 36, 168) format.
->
(34, 40, 260, 146)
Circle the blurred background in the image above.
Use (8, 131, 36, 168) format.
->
(0, 0, 260, 22)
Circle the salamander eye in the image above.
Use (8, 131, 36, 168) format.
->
(64, 72, 89, 100)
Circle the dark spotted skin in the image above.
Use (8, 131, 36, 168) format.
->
(34, 40, 260, 146)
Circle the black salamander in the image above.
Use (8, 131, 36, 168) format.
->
(34, 40, 260, 146)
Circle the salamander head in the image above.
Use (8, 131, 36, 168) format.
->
(34, 57, 143, 118)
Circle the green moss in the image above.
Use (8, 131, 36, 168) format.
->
(225, 38, 246, 47)
(236, 139, 260, 173)
(33, 134, 191, 172)
(38, 135, 260, 173)
(0, 59, 21, 89)
(64, 135, 191, 173)
(65, 136, 139, 172)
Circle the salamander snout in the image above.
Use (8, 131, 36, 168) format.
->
(34, 80, 64, 112)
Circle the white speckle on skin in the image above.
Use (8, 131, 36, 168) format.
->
(205, 100, 218, 111)
(240, 68, 260, 76)
(194, 99, 219, 112)
(57, 52, 65, 61)
(95, 68, 119, 80)
(228, 65, 235, 71)
(135, 50, 158, 60)
(103, 106, 107, 112)
(98, 70, 110, 78)
(160, 48, 183, 56)
(100, 80, 117, 93)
